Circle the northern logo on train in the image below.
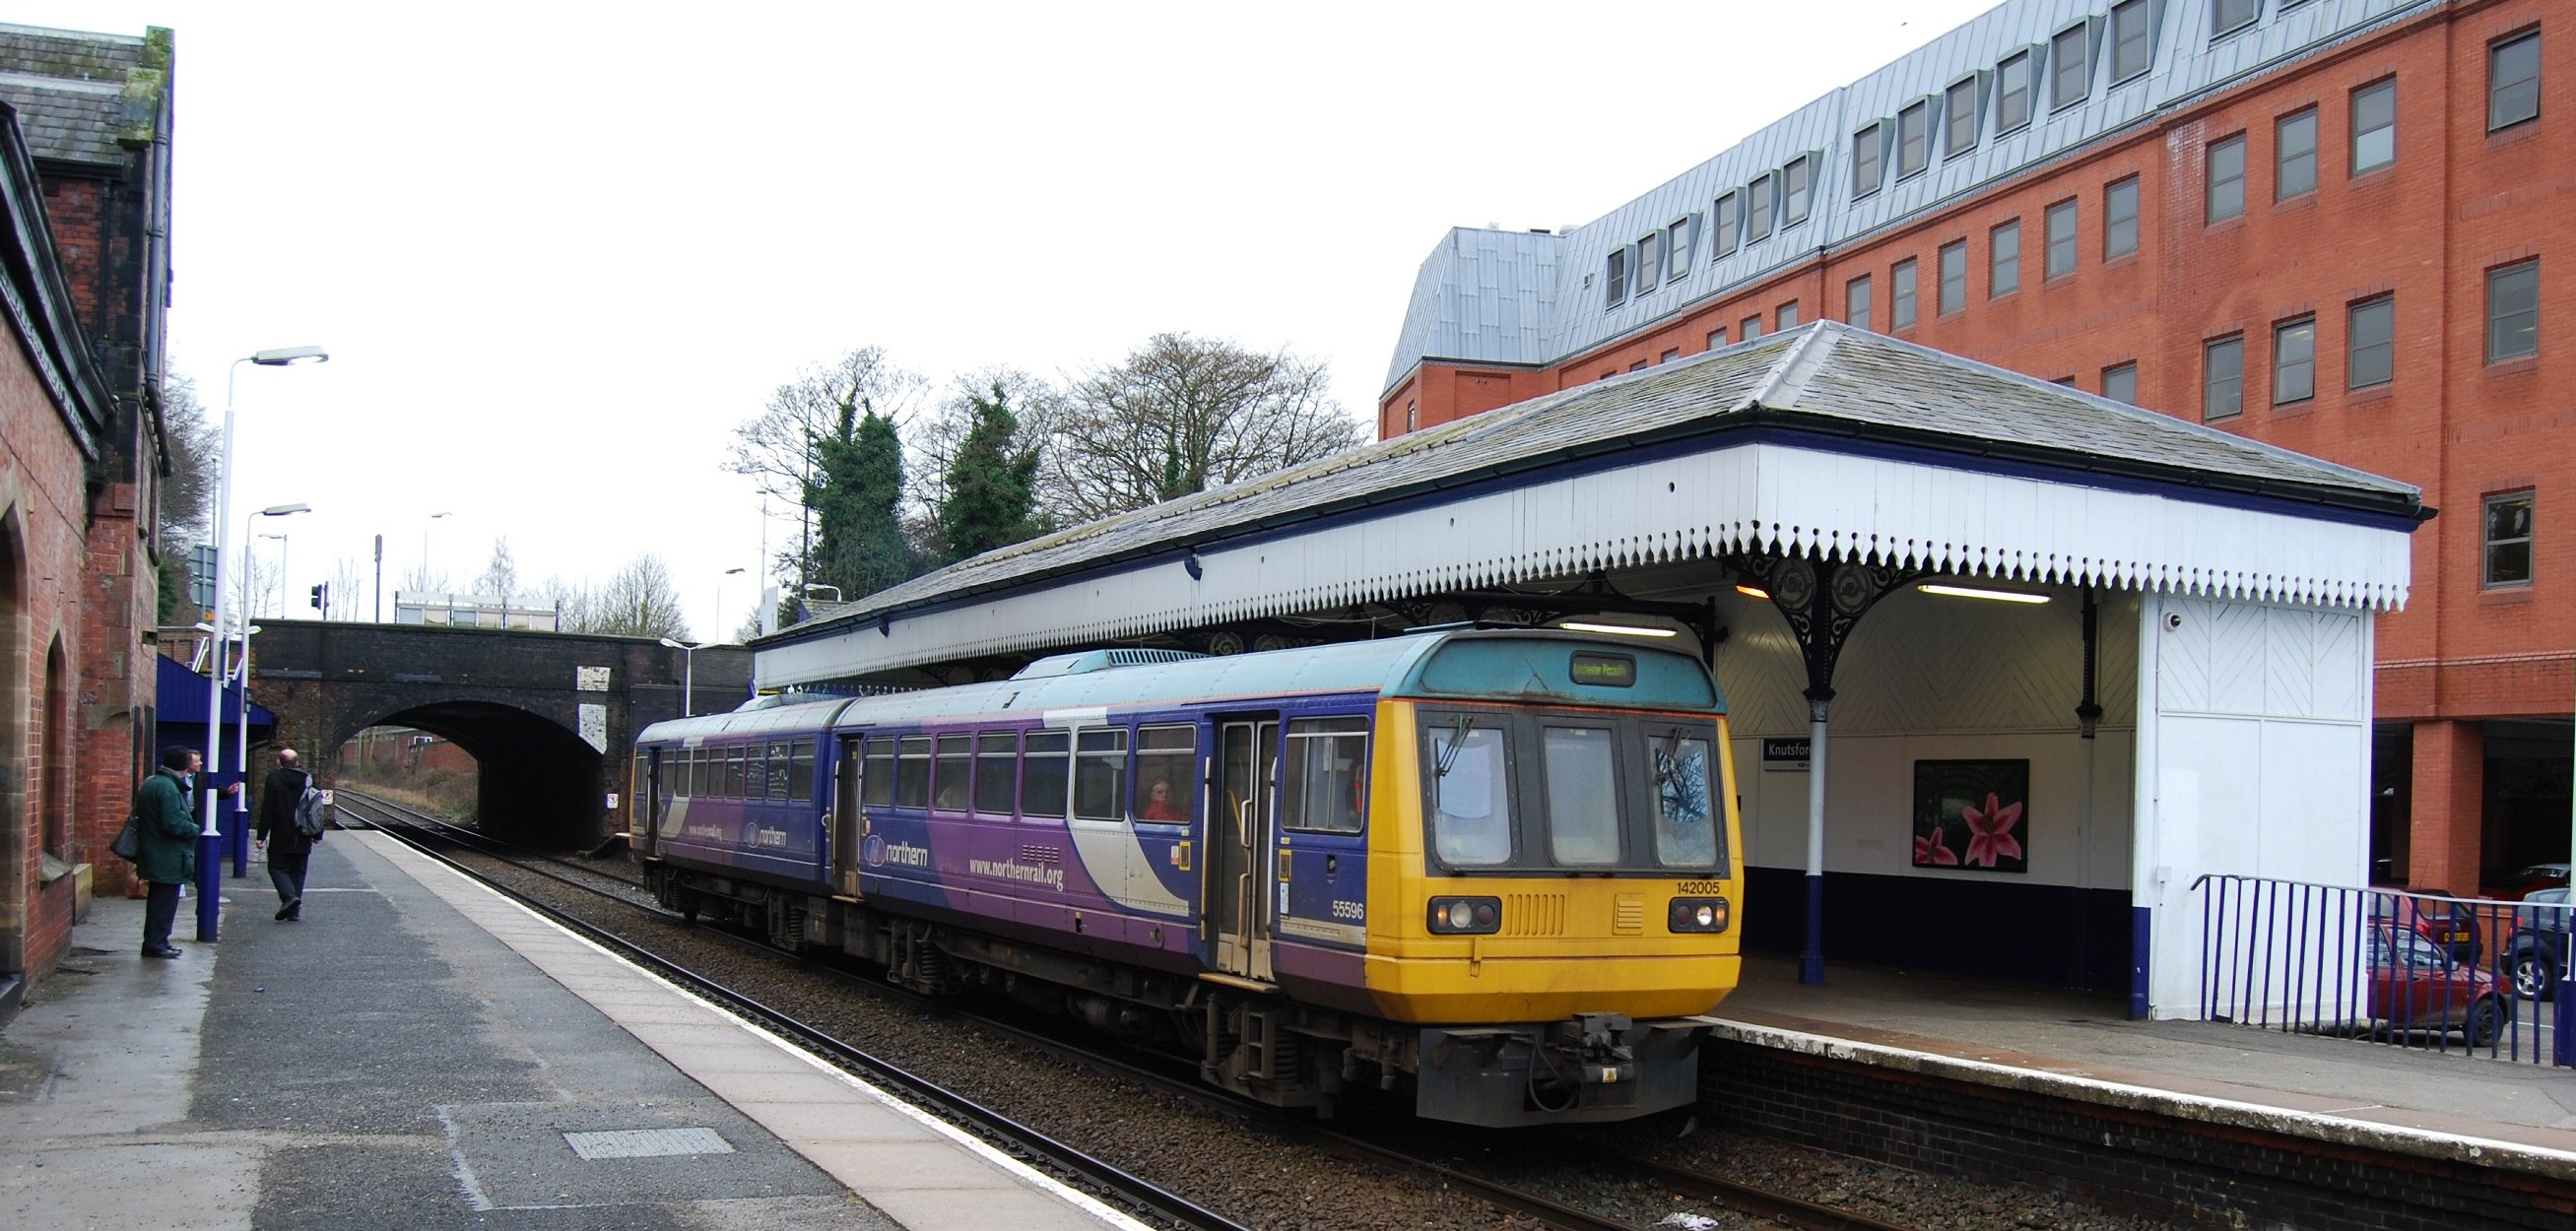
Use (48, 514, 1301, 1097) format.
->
(862, 833, 888, 867)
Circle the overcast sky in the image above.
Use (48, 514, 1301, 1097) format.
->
(28, 0, 1996, 642)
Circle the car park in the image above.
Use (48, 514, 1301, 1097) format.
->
(2503, 886, 2572, 1001)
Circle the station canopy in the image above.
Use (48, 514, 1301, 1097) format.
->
(757, 322, 2422, 690)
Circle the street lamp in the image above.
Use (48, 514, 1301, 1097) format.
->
(660, 637, 701, 718)
(201, 346, 327, 941)
(714, 567, 745, 642)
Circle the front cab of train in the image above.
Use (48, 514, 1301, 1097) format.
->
(1363, 635, 1742, 1126)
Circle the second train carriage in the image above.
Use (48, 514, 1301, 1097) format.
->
(631, 628, 1744, 1127)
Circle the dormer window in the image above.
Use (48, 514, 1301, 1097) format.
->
(1781, 156, 1814, 225)
(1713, 192, 1741, 257)
(1745, 172, 1775, 241)
(2212, 0, 2260, 39)
(1945, 76, 1982, 155)
(2109, 0, 2153, 83)
(2051, 24, 2091, 109)
(1605, 247, 1627, 309)
(1666, 215, 1697, 279)
(1897, 99, 1931, 178)
(1996, 49, 2034, 132)
(1852, 122, 1884, 199)
(1634, 231, 1661, 298)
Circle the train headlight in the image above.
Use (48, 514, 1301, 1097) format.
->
(1426, 896, 1501, 935)
(1668, 896, 1730, 934)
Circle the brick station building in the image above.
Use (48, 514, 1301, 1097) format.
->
(0, 24, 177, 1004)
(1380, 0, 2567, 896)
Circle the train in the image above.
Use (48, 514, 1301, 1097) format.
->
(628, 628, 1744, 1127)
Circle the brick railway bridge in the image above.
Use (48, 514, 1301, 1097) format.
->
(239, 621, 751, 847)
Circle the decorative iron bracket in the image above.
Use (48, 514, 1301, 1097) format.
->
(1725, 552, 1937, 715)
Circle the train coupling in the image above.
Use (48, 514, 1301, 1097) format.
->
(1415, 1013, 1707, 1128)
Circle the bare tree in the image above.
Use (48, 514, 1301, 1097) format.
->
(908, 366, 1063, 521)
(590, 554, 690, 639)
(532, 574, 598, 633)
(477, 537, 519, 610)
(327, 556, 367, 620)
(727, 347, 929, 580)
(158, 374, 217, 548)
(400, 561, 450, 599)
(1041, 333, 1360, 524)
(230, 550, 277, 622)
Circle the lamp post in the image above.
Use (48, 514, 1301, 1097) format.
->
(660, 637, 700, 718)
(801, 582, 841, 623)
(714, 566, 745, 642)
(201, 346, 326, 942)
(419, 510, 452, 609)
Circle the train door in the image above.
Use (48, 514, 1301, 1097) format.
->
(631, 748, 656, 852)
(1212, 716, 1280, 981)
(833, 734, 865, 896)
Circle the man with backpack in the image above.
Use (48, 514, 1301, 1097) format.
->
(253, 747, 324, 922)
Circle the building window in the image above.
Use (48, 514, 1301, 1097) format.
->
(2110, 0, 2153, 83)
(1777, 301, 1800, 330)
(1782, 156, 1813, 225)
(2103, 361, 2138, 405)
(1660, 349, 1680, 364)
(2273, 315, 2317, 405)
(2276, 107, 2318, 201)
(2045, 199, 2078, 280)
(1406, 400, 1418, 431)
(1666, 216, 1697, 279)
(1635, 232, 1661, 298)
(1852, 123, 1883, 199)
(1846, 274, 1874, 331)
(1939, 239, 1968, 315)
(1897, 99, 1931, 178)
(1946, 77, 1981, 155)
(1629, 359, 1648, 372)
(2483, 491, 2534, 588)
(2104, 176, 2140, 259)
(2207, 133, 2247, 223)
(1891, 258, 1919, 329)
(1746, 173, 1775, 241)
(1605, 248, 1627, 309)
(1742, 315, 1763, 341)
(1997, 50, 2034, 133)
(1990, 219, 2020, 296)
(2212, 0, 2260, 38)
(2487, 259, 2539, 362)
(2347, 294, 2394, 388)
(2350, 78, 2396, 174)
(2489, 29, 2542, 132)
(2204, 334, 2245, 420)
(1714, 192, 1741, 257)
(1707, 326, 1729, 350)
(2052, 25, 2090, 110)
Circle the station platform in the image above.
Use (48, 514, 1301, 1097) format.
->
(6, 836, 2570, 1230)
(0, 832, 1146, 1231)
(1710, 953, 2576, 1167)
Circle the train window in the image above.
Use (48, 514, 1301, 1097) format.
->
(1648, 730, 1718, 868)
(726, 746, 749, 799)
(1023, 730, 1071, 819)
(1073, 728, 1129, 821)
(974, 732, 1018, 814)
(895, 736, 932, 809)
(933, 735, 972, 810)
(1424, 718, 1513, 866)
(787, 741, 813, 804)
(862, 739, 895, 808)
(1284, 717, 1367, 834)
(1542, 725, 1621, 866)
(1134, 725, 1197, 824)
(755, 742, 782, 801)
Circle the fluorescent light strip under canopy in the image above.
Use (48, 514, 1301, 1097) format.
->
(1556, 620, 1679, 638)
(1918, 583, 2051, 605)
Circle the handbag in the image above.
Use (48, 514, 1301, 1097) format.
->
(110, 812, 144, 863)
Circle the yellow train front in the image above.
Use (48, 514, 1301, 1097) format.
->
(1207, 632, 1744, 1127)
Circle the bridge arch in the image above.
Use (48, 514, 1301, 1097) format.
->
(332, 699, 602, 847)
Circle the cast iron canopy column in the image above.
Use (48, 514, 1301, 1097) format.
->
(1728, 551, 1935, 984)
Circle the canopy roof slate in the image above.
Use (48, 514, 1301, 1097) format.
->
(758, 323, 2420, 688)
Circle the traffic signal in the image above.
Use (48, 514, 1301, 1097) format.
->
(309, 583, 327, 611)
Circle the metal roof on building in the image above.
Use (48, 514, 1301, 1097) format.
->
(1385, 0, 2434, 392)
(759, 322, 2421, 688)
(0, 24, 165, 167)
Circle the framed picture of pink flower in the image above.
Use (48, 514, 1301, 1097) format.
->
(1911, 759, 2028, 874)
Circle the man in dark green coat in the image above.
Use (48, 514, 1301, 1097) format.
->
(134, 745, 204, 958)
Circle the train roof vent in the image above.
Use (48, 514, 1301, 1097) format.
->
(1011, 648, 1208, 680)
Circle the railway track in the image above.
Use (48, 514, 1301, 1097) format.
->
(338, 794, 1945, 1231)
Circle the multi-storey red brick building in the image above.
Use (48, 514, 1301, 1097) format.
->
(0, 23, 175, 1005)
(1381, 0, 2564, 897)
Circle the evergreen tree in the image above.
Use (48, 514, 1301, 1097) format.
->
(936, 381, 1044, 561)
(807, 400, 910, 600)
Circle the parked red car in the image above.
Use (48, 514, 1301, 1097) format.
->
(2368, 924, 2509, 1047)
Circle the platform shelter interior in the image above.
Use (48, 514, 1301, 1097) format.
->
(753, 323, 2419, 1019)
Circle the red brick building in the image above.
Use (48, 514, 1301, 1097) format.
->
(1381, 0, 2565, 897)
(0, 24, 175, 1004)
